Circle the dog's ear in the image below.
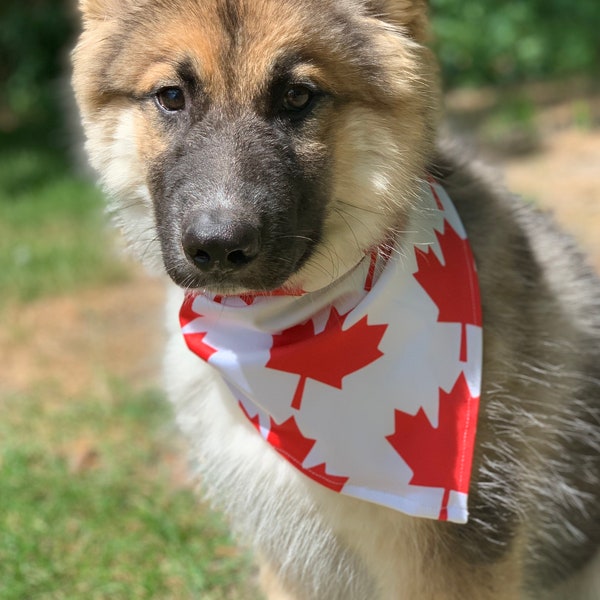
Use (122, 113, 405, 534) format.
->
(364, 0, 429, 41)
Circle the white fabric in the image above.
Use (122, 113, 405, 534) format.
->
(181, 179, 482, 523)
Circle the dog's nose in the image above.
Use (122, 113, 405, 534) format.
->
(182, 214, 261, 272)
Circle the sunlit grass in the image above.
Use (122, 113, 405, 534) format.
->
(0, 385, 260, 600)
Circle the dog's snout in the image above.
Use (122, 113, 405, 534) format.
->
(182, 213, 261, 272)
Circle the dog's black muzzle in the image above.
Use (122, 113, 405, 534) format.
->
(150, 111, 327, 293)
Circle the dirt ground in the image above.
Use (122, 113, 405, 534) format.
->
(0, 270, 167, 399)
(501, 128, 600, 272)
(2, 89, 599, 401)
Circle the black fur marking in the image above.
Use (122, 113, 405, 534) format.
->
(148, 107, 329, 292)
(174, 57, 200, 88)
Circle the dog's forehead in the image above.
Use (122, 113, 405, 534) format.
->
(129, 0, 369, 100)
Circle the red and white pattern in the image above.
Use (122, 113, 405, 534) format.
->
(180, 179, 482, 523)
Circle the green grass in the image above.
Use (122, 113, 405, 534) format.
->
(0, 385, 260, 600)
(0, 125, 128, 307)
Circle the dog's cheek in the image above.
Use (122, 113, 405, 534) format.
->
(84, 103, 166, 272)
(289, 107, 418, 292)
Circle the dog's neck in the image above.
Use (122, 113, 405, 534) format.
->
(180, 179, 483, 524)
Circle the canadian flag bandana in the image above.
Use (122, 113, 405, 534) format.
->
(180, 179, 482, 523)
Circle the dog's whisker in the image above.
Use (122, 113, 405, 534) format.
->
(333, 199, 387, 217)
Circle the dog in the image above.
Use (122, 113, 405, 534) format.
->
(72, 1, 600, 598)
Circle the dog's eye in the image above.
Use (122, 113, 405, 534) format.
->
(282, 84, 314, 113)
(156, 87, 186, 112)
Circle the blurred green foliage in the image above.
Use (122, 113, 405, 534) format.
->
(1, 0, 599, 127)
(0, 0, 75, 127)
(430, 0, 600, 87)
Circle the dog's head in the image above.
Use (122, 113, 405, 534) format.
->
(73, 0, 439, 293)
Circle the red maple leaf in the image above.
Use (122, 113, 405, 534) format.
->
(385, 372, 479, 520)
(180, 294, 200, 328)
(239, 403, 348, 492)
(238, 401, 261, 430)
(266, 307, 387, 410)
(179, 296, 217, 361)
(413, 220, 482, 362)
(267, 415, 349, 492)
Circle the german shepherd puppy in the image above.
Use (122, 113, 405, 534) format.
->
(72, 1, 600, 598)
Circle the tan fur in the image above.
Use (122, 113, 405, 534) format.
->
(73, 1, 600, 598)
(367, 0, 430, 41)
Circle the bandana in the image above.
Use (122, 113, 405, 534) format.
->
(180, 179, 482, 523)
